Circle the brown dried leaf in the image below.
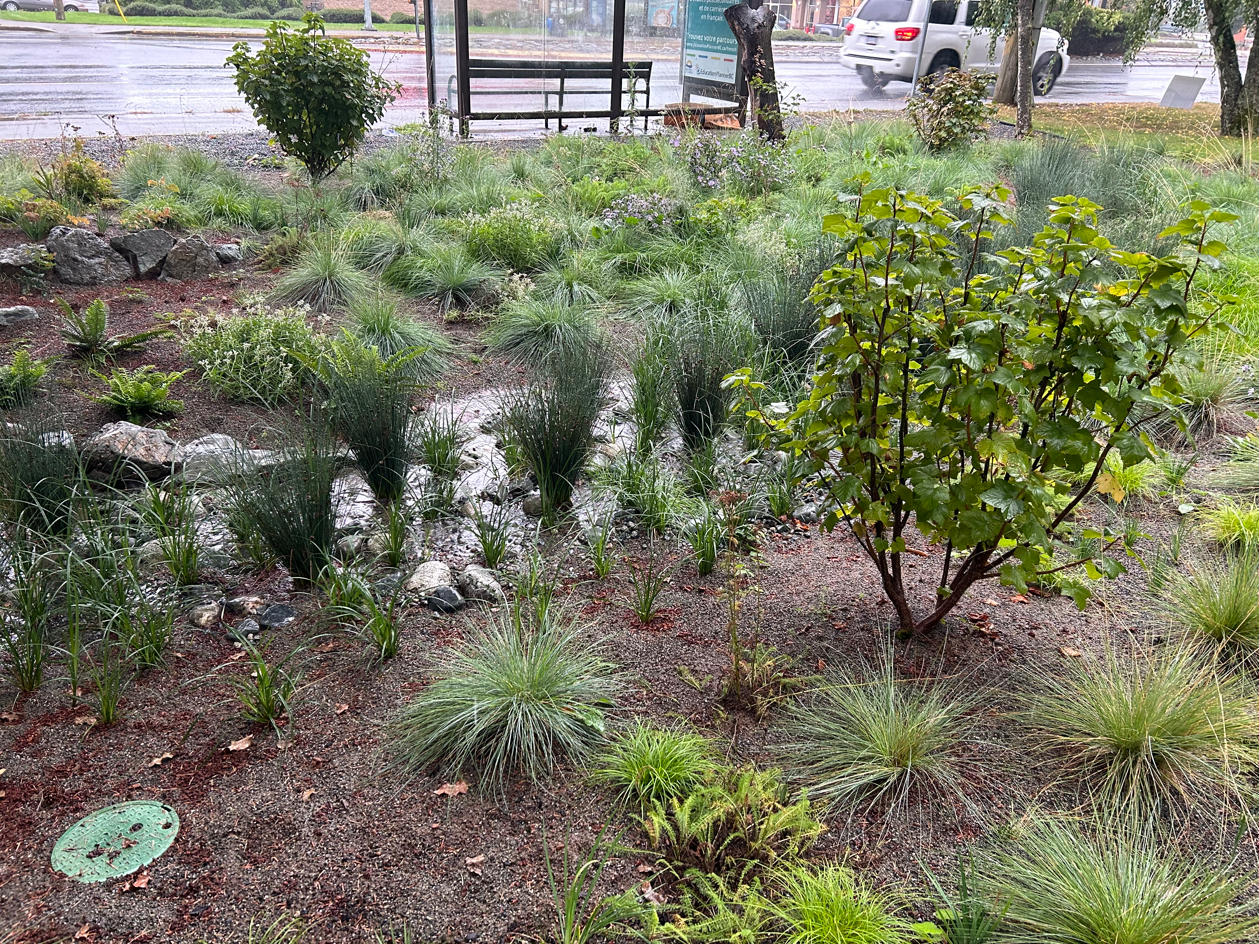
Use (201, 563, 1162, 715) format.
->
(148, 753, 174, 768)
(335, 703, 350, 714)
(636, 862, 653, 874)
(640, 881, 668, 905)
(1010, 594, 1028, 604)
(276, 739, 293, 751)
(465, 854, 485, 876)
(1059, 646, 1083, 658)
(301, 789, 316, 801)
(433, 781, 468, 797)
(0, 711, 19, 723)
(227, 735, 253, 752)
(73, 716, 97, 726)
(75, 926, 92, 941)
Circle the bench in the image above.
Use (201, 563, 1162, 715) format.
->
(448, 57, 654, 133)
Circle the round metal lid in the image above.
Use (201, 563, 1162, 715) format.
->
(51, 800, 180, 883)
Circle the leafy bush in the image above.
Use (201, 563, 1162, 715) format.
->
(592, 721, 716, 809)
(274, 236, 373, 312)
(58, 298, 169, 363)
(179, 300, 326, 405)
(345, 294, 450, 381)
(463, 204, 565, 272)
(681, 131, 793, 196)
(732, 190, 1235, 635)
(91, 366, 185, 418)
(318, 6, 386, 22)
(0, 348, 50, 411)
(1026, 646, 1259, 815)
(223, 424, 341, 583)
(390, 607, 622, 793)
(980, 817, 1258, 944)
(226, 15, 397, 183)
(907, 69, 995, 152)
(503, 348, 609, 518)
(37, 141, 114, 205)
(485, 299, 602, 365)
(389, 10, 416, 23)
(1165, 552, 1259, 655)
(1045, 3, 1130, 56)
(779, 658, 977, 813)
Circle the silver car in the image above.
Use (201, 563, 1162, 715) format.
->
(1, 0, 101, 11)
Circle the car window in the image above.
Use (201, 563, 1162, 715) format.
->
(964, 0, 980, 25)
(856, 0, 914, 21)
(929, 0, 958, 24)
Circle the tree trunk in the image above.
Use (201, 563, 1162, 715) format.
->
(1203, 0, 1247, 134)
(1015, 0, 1033, 135)
(992, 32, 1018, 104)
(54, 0, 65, 21)
(724, 0, 785, 141)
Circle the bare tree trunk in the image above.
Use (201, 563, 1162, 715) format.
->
(724, 0, 785, 141)
(1203, 0, 1247, 134)
(992, 32, 1017, 104)
(54, 0, 65, 21)
(1015, 0, 1033, 135)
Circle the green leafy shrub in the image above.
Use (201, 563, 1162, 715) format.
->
(318, 6, 386, 22)
(779, 658, 978, 813)
(732, 189, 1235, 635)
(907, 69, 996, 152)
(592, 721, 716, 808)
(980, 817, 1258, 944)
(179, 300, 326, 405)
(464, 204, 566, 272)
(1026, 646, 1259, 815)
(390, 607, 622, 794)
(226, 15, 398, 183)
(389, 10, 416, 23)
(0, 348, 51, 411)
(91, 366, 185, 418)
(37, 141, 114, 205)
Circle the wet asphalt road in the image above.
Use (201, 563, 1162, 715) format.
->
(0, 26, 1226, 139)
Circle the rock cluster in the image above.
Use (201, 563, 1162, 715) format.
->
(6, 227, 242, 287)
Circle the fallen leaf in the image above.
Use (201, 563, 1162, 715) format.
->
(1059, 646, 1083, 658)
(73, 716, 97, 726)
(465, 854, 485, 876)
(983, 598, 999, 606)
(974, 625, 1000, 639)
(227, 735, 253, 752)
(0, 711, 19, 723)
(133, 871, 149, 888)
(335, 703, 349, 714)
(1094, 471, 1125, 503)
(636, 862, 653, 874)
(75, 926, 91, 941)
(148, 753, 174, 768)
(276, 739, 293, 751)
(314, 640, 338, 653)
(640, 881, 668, 905)
(434, 781, 468, 797)
(301, 789, 316, 801)
(1009, 594, 1028, 604)
(0, 791, 6, 799)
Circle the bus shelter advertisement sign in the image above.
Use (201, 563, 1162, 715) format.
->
(683, 0, 738, 84)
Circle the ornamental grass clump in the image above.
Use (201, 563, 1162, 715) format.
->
(274, 235, 374, 312)
(0, 417, 83, 538)
(592, 720, 716, 809)
(1025, 646, 1259, 815)
(390, 606, 622, 793)
(345, 294, 450, 382)
(486, 298, 603, 366)
(1165, 552, 1259, 655)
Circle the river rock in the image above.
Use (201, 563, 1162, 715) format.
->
(110, 229, 175, 279)
(0, 243, 48, 278)
(82, 421, 178, 481)
(162, 235, 220, 281)
(258, 603, 297, 628)
(404, 560, 452, 595)
(0, 306, 40, 326)
(457, 564, 506, 606)
(522, 492, 544, 518)
(46, 226, 131, 284)
(214, 243, 244, 264)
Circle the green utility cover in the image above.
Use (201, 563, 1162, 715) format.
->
(51, 800, 179, 883)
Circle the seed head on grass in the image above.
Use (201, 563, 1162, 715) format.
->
(778, 656, 979, 814)
(1027, 645, 1259, 816)
(591, 720, 716, 808)
(390, 606, 622, 794)
(979, 816, 1259, 944)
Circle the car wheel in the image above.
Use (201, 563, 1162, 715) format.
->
(857, 65, 888, 90)
(926, 51, 960, 76)
(64, 4, 78, 9)
(1, 2, 20, 10)
(1032, 52, 1061, 95)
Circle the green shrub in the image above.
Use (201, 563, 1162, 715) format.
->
(389, 607, 622, 793)
(1045, 3, 1130, 56)
(595, 454, 693, 534)
(1026, 646, 1259, 815)
(91, 366, 185, 418)
(0, 348, 50, 411)
(464, 204, 565, 272)
(779, 658, 977, 812)
(274, 236, 373, 312)
(592, 721, 716, 809)
(226, 15, 397, 183)
(345, 294, 450, 381)
(485, 299, 602, 365)
(179, 300, 326, 405)
(980, 817, 1258, 944)
(907, 69, 995, 152)
(389, 10, 416, 23)
(318, 6, 386, 22)
(504, 348, 609, 518)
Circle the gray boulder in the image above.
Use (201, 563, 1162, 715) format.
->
(46, 226, 131, 285)
(110, 229, 175, 279)
(522, 492, 544, 518)
(214, 243, 244, 264)
(427, 586, 465, 613)
(457, 564, 506, 606)
(404, 560, 453, 595)
(0, 306, 39, 326)
(82, 421, 179, 481)
(0, 244, 49, 278)
(173, 433, 280, 484)
(162, 235, 220, 281)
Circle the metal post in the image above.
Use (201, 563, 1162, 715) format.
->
(454, 0, 472, 135)
(610, 0, 626, 132)
(363, 0, 377, 30)
(422, 0, 437, 109)
(907, 0, 932, 95)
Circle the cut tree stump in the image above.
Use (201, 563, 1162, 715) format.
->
(724, 0, 785, 141)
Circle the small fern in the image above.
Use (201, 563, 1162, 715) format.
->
(92, 366, 184, 417)
(58, 297, 169, 362)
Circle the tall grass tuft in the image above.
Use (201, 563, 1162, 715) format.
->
(1025, 646, 1259, 815)
(1164, 552, 1259, 655)
(274, 236, 373, 312)
(383, 244, 505, 313)
(591, 720, 716, 808)
(485, 298, 603, 366)
(769, 864, 908, 944)
(345, 294, 450, 382)
(663, 313, 748, 452)
(980, 817, 1259, 944)
(503, 347, 610, 518)
(1198, 498, 1259, 552)
(0, 418, 82, 539)
(778, 656, 978, 812)
(390, 606, 622, 793)
(224, 424, 342, 584)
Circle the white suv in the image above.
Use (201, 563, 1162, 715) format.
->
(839, 0, 1069, 94)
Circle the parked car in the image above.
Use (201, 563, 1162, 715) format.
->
(1, 0, 100, 10)
(839, 0, 1069, 94)
(815, 22, 845, 36)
